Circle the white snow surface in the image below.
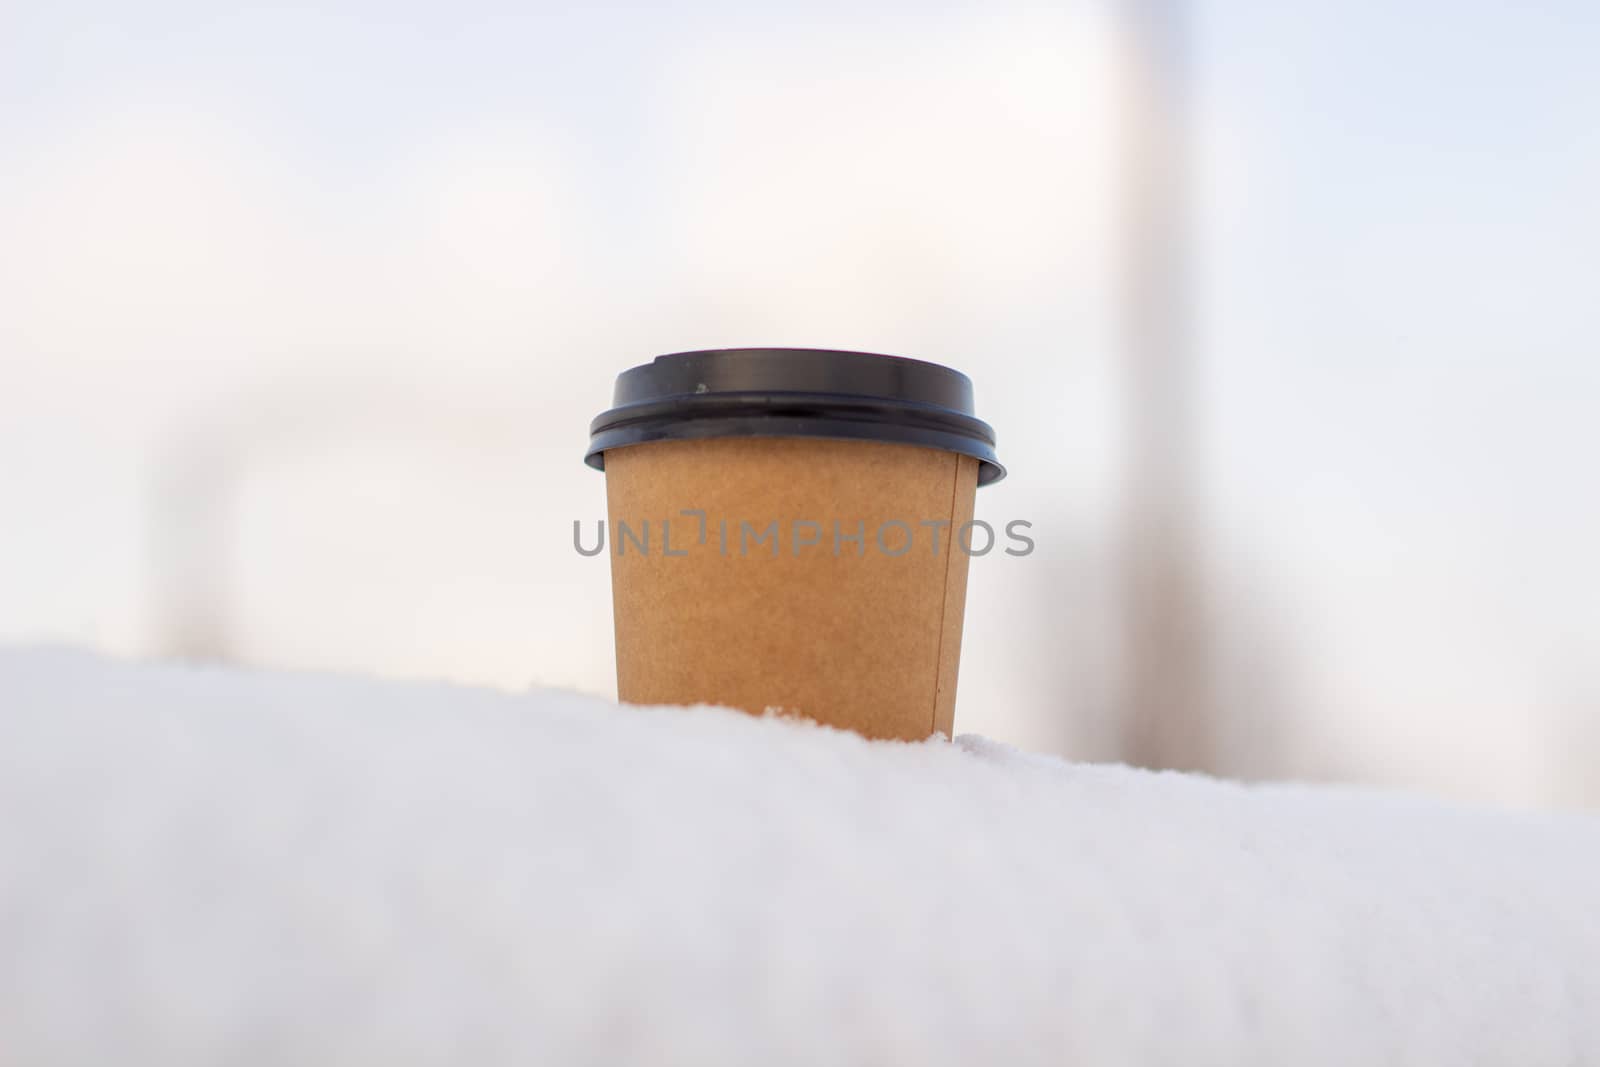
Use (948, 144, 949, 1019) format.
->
(3, 648, 1600, 1066)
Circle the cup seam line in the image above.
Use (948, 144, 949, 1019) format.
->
(930, 453, 961, 738)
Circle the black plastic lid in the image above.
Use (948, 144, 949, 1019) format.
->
(585, 348, 1004, 486)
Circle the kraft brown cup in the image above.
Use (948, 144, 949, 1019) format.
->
(603, 437, 979, 740)
(587, 349, 1003, 741)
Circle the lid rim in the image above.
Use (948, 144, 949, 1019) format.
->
(589, 391, 997, 445)
(585, 416, 1006, 486)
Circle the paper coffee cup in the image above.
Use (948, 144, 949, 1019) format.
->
(586, 348, 1004, 741)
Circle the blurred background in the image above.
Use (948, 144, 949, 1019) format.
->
(3, 0, 1597, 807)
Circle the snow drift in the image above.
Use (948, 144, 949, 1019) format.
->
(3, 648, 1598, 1065)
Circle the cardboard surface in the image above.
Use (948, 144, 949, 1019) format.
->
(604, 437, 980, 740)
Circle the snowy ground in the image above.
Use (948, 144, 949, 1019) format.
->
(3, 648, 1599, 1066)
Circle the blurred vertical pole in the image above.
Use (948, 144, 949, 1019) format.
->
(152, 442, 235, 661)
(1115, 0, 1213, 770)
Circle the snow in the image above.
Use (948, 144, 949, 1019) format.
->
(3, 648, 1599, 1066)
